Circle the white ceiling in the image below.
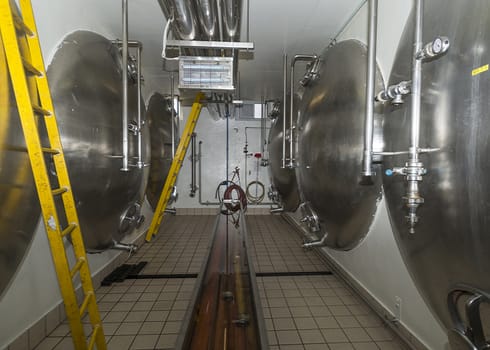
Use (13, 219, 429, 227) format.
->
(122, 0, 365, 101)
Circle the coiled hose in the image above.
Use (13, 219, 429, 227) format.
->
(216, 181, 247, 214)
(246, 180, 265, 204)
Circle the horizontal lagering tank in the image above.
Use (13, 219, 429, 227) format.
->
(295, 39, 385, 250)
(47, 31, 149, 252)
(382, 1, 490, 347)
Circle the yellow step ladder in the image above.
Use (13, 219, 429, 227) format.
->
(146, 93, 204, 241)
(0, 1, 106, 349)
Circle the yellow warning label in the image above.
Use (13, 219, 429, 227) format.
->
(472, 64, 489, 76)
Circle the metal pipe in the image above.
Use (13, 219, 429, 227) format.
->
(270, 207, 284, 214)
(121, 0, 129, 171)
(219, 0, 242, 41)
(361, 0, 378, 177)
(282, 54, 287, 169)
(260, 98, 265, 157)
(170, 73, 176, 158)
(112, 39, 144, 168)
(289, 54, 317, 169)
(164, 208, 177, 215)
(411, 0, 423, 161)
(302, 232, 328, 248)
(136, 44, 143, 168)
(246, 0, 250, 42)
(112, 241, 138, 253)
(328, 0, 367, 47)
(190, 133, 197, 197)
(195, 0, 219, 40)
(157, 0, 199, 40)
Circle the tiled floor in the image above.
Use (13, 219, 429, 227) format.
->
(126, 215, 215, 275)
(34, 215, 214, 350)
(247, 216, 409, 350)
(34, 214, 409, 350)
(247, 216, 328, 273)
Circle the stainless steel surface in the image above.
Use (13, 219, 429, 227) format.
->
(136, 42, 144, 168)
(296, 40, 384, 250)
(170, 73, 176, 158)
(361, 0, 378, 177)
(122, 0, 129, 171)
(166, 39, 254, 50)
(219, 0, 242, 41)
(146, 92, 176, 210)
(157, 0, 199, 40)
(190, 132, 197, 197)
(382, 0, 490, 346)
(268, 97, 300, 212)
(289, 54, 317, 169)
(195, 0, 219, 40)
(47, 31, 149, 251)
(282, 54, 287, 169)
(0, 32, 41, 299)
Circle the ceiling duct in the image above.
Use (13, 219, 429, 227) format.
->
(158, 0, 246, 117)
(157, 0, 200, 40)
(220, 0, 242, 41)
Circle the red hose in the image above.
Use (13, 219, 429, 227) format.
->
(223, 184, 247, 213)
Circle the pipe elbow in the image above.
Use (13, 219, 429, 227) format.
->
(302, 233, 328, 248)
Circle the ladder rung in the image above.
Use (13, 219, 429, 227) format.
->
(42, 147, 60, 155)
(88, 325, 101, 350)
(12, 14, 34, 36)
(79, 292, 93, 317)
(61, 223, 77, 237)
(2, 145, 59, 154)
(33, 104, 52, 116)
(21, 57, 42, 76)
(52, 187, 68, 196)
(70, 257, 85, 278)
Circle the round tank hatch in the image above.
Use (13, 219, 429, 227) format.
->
(382, 1, 490, 344)
(296, 39, 385, 250)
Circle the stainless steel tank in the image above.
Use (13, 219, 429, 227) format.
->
(146, 93, 177, 210)
(296, 39, 385, 250)
(0, 29, 41, 298)
(268, 98, 300, 212)
(383, 1, 490, 347)
(47, 31, 149, 252)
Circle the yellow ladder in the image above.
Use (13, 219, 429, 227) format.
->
(146, 93, 204, 241)
(0, 1, 106, 349)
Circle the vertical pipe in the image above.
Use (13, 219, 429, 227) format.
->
(282, 54, 287, 169)
(289, 60, 295, 168)
(190, 133, 197, 197)
(260, 98, 265, 156)
(198, 140, 203, 203)
(136, 44, 143, 168)
(361, 0, 378, 177)
(410, 0, 423, 161)
(289, 55, 317, 169)
(226, 106, 229, 184)
(170, 73, 175, 159)
(246, 0, 250, 42)
(121, 0, 129, 171)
